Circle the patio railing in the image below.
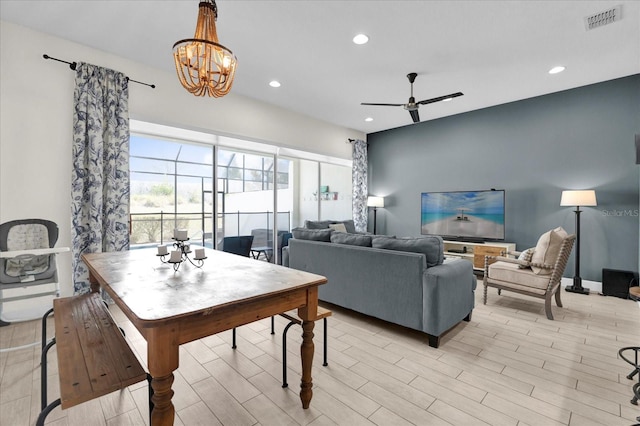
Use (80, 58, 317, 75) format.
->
(130, 211, 291, 249)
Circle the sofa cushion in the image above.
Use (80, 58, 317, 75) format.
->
(531, 227, 568, 275)
(305, 219, 356, 234)
(371, 234, 395, 242)
(330, 232, 372, 247)
(305, 220, 331, 229)
(292, 227, 333, 242)
(340, 220, 357, 234)
(488, 261, 549, 294)
(372, 235, 444, 267)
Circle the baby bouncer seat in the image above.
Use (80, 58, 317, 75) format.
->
(0, 219, 68, 326)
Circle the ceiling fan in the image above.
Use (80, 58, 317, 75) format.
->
(361, 73, 463, 123)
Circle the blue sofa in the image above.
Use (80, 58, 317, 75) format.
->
(284, 233, 477, 348)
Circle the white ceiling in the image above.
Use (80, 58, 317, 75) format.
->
(1, 1, 638, 133)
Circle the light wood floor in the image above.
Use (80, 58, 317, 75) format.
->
(1, 282, 639, 426)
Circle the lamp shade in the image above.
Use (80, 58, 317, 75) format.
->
(367, 196, 384, 208)
(560, 190, 597, 207)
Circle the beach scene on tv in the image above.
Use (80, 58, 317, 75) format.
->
(421, 191, 505, 240)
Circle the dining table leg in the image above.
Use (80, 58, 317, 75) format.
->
(147, 327, 179, 425)
(298, 286, 318, 409)
(299, 319, 315, 409)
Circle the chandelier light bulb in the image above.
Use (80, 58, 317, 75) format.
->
(353, 34, 369, 45)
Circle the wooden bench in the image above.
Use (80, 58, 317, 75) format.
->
(232, 306, 332, 388)
(37, 293, 149, 426)
(277, 306, 332, 388)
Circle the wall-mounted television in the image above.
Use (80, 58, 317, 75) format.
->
(421, 189, 505, 241)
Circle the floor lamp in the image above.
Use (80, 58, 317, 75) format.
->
(561, 189, 597, 295)
(367, 196, 384, 234)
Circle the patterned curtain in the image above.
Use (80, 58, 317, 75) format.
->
(351, 139, 368, 232)
(71, 63, 130, 294)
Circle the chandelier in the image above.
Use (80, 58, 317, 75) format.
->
(173, 0, 237, 97)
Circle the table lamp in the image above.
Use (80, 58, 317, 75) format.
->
(560, 190, 597, 295)
(367, 196, 384, 234)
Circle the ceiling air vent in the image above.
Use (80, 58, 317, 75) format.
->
(584, 5, 622, 30)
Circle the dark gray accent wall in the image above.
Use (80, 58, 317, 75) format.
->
(367, 74, 640, 282)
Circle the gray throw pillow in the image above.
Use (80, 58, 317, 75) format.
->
(372, 235, 444, 267)
(292, 227, 333, 242)
(304, 220, 331, 229)
(340, 220, 357, 234)
(330, 232, 372, 247)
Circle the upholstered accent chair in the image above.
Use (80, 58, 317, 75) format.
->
(483, 228, 576, 320)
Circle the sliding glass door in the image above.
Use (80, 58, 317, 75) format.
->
(130, 121, 353, 261)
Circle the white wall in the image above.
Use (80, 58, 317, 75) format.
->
(298, 160, 320, 227)
(0, 21, 364, 296)
(319, 164, 353, 220)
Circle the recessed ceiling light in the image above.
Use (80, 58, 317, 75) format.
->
(353, 34, 369, 45)
(269, 80, 281, 88)
(364, 117, 373, 122)
(442, 97, 453, 102)
(548, 66, 566, 74)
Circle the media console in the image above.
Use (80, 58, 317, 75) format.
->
(443, 240, 516, 271)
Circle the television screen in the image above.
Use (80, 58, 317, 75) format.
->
(421, 190, 505, 241)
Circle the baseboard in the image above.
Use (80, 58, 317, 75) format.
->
(561, 277, 602, 294)
(561, 277, 640, 309)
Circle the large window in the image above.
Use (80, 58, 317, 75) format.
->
(217, 151, 289, 193)
(129, 135, 214, 246)
(129, 121, 352, 262)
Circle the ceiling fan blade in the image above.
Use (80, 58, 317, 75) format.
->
(361, 102, 405, 107)
(417, 92, 464, 105)
(409, 109, 420, 123)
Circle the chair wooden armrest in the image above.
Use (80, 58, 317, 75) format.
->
(485, 255, 554, 270)
(483, 255, 532, 277)
(494, 256, 529, 265)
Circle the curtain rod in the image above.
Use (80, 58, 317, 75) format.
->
(43, 54, 156, 88)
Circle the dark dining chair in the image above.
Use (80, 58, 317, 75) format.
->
(224, 235, 255, 348)
(221, 236, 254, 257)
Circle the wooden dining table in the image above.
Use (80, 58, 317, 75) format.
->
(82, 247, 327, 426)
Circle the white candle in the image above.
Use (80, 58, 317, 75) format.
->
(174, 229, 188, 240)
(194, 248, 205, 259)
(169, 250, 182, 262)
(157, 245, 168, 255)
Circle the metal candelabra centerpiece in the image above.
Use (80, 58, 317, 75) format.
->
(157, 229, 207, 271)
